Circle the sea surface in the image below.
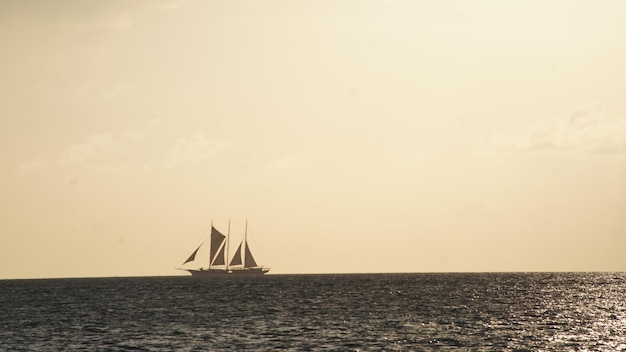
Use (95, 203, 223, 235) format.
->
(1, 273, 625, 351)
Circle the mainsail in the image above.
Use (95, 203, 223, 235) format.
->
(244, 241, 258, 268)
(209, 226, 226, 266)
(229, 240, 258, 268)
(212, 242, 226, 266)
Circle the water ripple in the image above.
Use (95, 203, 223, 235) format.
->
(1, 273, 625, 351)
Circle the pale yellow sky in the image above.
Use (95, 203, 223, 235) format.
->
(1, 0, 625, 279)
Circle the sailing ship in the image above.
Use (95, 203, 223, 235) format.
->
(178, 221, 269, 277)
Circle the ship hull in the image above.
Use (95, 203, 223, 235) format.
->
(186, 268, 269, 277)
(230, 268, 270, 276)
(187, 269, 230, 277)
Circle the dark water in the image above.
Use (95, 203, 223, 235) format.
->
(1, 273, 625, 351)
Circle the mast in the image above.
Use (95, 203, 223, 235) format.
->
(244, 220, 248, 268)
(226, 220, 230, 271)
(209, 220, 213, 269)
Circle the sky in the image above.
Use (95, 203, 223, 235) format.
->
(1, 0, 625, 279)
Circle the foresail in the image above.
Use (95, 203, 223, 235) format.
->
(183, 244, 202, 265)
(229, 242, 243, 266)
(209, 226, 226, 264)
(244, 240, 258, 268)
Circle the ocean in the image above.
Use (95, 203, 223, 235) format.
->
(1, 273, 625, 351)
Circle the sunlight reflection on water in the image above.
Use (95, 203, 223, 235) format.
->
(1, 273, 625, 351)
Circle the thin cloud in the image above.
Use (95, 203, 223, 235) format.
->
(58, 132, 124, 165)
(19, 118, 163, 170)
(473, 104, 626, 156)
(19, 159, 50, 170)
(162, 131, 227, 167)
